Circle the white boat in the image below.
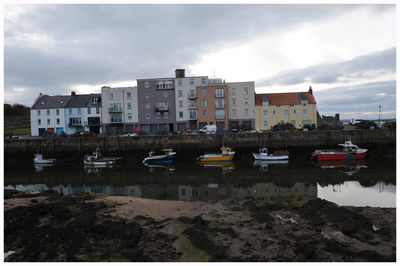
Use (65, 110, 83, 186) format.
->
(84, 146, 123, 166)
(143, 149, 176, 164)
(34, 153, 56, 164)
(252, 148, 289, 160)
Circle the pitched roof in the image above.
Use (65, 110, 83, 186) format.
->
(31, 95, 72, 109)
(66, 94, 91, 108)
(255, 92, 316, 106)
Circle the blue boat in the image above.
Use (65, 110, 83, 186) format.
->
(143, 149, 176, 165)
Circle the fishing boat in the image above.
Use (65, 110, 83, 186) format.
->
(311, 141, 368, 161)
(34, 153, 56, 164)
(84, 146, 123, 166)
(198, 147, 235, 162)
(142, 148, 176, 164)
(252, 148, 289, 160)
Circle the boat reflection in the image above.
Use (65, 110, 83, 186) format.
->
(84, 165, 115, 175)
(200, 161, 236, 174)
(34, 163, 55, 172)
(314, 160, 367, 176)
(252, 160, 289, 172)
(145, 162, 176, 173)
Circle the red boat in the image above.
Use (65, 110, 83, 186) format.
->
(311, 141, 368, 161)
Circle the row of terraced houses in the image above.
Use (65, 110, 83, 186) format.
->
(30, 69, 317, 136)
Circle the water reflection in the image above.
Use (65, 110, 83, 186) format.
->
(314, 160, 368, 176)
(34, 163, 55, 172)
(200, 161, 235, 174)
(252, 160, 289, 172)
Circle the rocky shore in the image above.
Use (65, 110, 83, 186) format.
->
(4, 189, 396, 262)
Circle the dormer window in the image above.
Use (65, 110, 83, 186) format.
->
(262, 101, 268, 108)
(41, 101, 45, 105)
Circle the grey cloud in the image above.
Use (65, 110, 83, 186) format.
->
(258, 47, 396, 87)
(4, 4, 395, 106)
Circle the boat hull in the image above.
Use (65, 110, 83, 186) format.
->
(315, 151, 367, 161)
(143, 154, 175, 164)
(199, 152, 235, 162)
(252, 153, 289, 160)
(34, 159, 56, 164)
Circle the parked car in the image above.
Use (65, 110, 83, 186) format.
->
(199, 125, 217, 134)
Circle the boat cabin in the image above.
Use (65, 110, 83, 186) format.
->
(259, 148, 268, 155)
(221, 147, 232, 155)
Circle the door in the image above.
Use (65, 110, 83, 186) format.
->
(216, 122, 225, 132)
(47, 128, 55, 132)
(56, 127, 64, 134)
(38, 128, 46, 136)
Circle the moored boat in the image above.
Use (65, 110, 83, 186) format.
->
(311, 141, 368, 161)
(34, 153, 56, 164)
(252, 148, 289, 160)
(84, 146, 123, 166)
(143, 149, 176, 164)
(198, 147, 235, 162)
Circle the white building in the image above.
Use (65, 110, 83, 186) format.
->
(226, 81, 255, 130)
(30, 94, 71, 136)
(174, 69, 208, 131)
(101, 86, 139, 134)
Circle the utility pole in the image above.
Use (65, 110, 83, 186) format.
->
(378, 105, 381, 127)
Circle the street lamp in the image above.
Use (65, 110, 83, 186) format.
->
(378, 105, 381, 126)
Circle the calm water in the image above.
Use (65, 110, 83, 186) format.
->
(4, 156, 396, 208)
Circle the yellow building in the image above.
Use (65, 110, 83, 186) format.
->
(255, 88, 317, 130)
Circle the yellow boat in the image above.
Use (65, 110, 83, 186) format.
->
(199, 147, 235, 162)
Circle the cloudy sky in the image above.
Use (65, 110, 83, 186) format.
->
(4, 4, 396, 119)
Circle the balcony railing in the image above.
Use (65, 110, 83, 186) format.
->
(215, 103, 225, 109)
(154, 104, 168, 112)
(109, 119, 123, 123)
(68, 122, 83, 127)
(189, 112, 197, 120)
(85, 121, 102, 127)
(108, 107, 123, 113)
(188, 93, 197, 99)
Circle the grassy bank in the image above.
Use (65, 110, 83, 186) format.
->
(4, 125, 30, 135)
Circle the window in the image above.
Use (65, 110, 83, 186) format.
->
(244, 98, 249, 105)
(263, 101, 268, 108)
(190, 110, 197, 120)
(190, 79, 194, 85)
(215, 88, 224, 97)
(128, 113, 132, 120)
(232, 98, 236, 106)
(96, 107, 100, 114)
(202, 110, 207, 117)
(201, 78, 206, 84)
(56, 118, 60, 124)
(290, 104, 294, 108)
(145, 103, 150, 109)
(163, 91, 168, 98)
(56, 109, 60, 115)
(302, 100, 307, 107)
(216, 110, 225, 119)
(127, 92, 132, 99)
(47, 119, 50, 125)
(202, 99, 207, 106)
(88, 107, 91, 114)
(264, 120, 268, 127)
(179, 111, 183, 118)
(92, 97, 98, 104)
(38, 119, 41, 125)
(178, 79, 182, 86)
(156, 112, 161, 119)
(232, 109, 237, 117)
(232, 88, 236, 96)
(156, 80, 173, 89)
(78, 108, 81, 115)
(303, 109, 308, 116)
(146, 113, 150, 119)
(164, 112, 169, 119)
(145, 92, 150, 99)
(263, 111, 268, 117)
(178, 100, 183, 108)
(110, 114, 122, 123)
(69, 108, 72, 115)
(276, 105, 281, 108)
(294, 110, 297, 114)
(178, 90, 183, 97)
(109, 93, 114, 100)
(244, 87, 249, 95)
(201, 88, 206, 96)
(215, 99, 224, 108)
(109, 103, 121, 112)
(144, 81, 149, 88)
(127, 103, 132, 110)
(47, 109, 50, 115)
(37, 110, 41, 115)
(245, 109, 249, 117)
(189, 89, 196, 98)
(284, 110, 288, 117)
(273, 110, 276, 115)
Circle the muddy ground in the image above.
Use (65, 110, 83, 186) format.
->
(4, 189, 396, 262)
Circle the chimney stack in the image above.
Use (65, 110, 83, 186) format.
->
(308, 86, 313, 94)
(175, 69, 185, 78)
(71, 91, 76, 96)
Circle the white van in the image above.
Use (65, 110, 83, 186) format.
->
(199, 125, 217, 134)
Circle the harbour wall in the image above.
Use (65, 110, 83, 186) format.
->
(4, 129, 396, 161)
